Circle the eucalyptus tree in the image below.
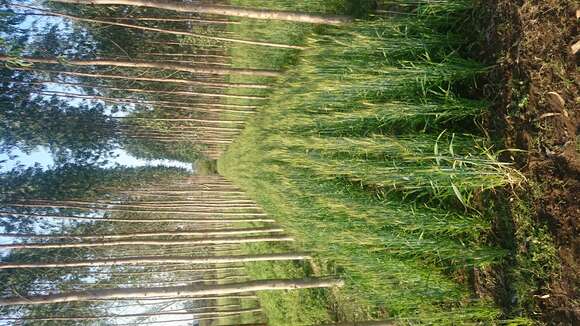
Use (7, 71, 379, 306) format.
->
(49, 0, 352, 25)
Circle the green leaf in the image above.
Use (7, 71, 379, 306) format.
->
(451, 183, 467, 207)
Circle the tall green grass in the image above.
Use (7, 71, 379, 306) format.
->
(218, 0, 524, 324)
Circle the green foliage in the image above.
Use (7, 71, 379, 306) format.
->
(0, 164, 188, 202)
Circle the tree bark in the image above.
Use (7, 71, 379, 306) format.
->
(16, 12, 237, 24)
(90, 294, 258, 302)
(39, 276, 248, 287)
(101, 16, 238, 25)
(3, 205, 266, 216)
(142, 52, 230, 58)
(0, 212, 275, 223)
(0, 227, 283, 239)
(49, 0, 352, 25)
(12, 200, 259, 210)
(0, 55, 280, 77)
(19, 80, 267, 100)
(85, 266, 245, 276)
(0, 235, 294, 249)
(0, 278, 342, 305)
(0, 307, 262, 321)
(16, 4, 303, 49)
(17, 67, 270, 89)
(0, 253, 310, 269)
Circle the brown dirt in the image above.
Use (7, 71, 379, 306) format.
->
(481, 0, 579, 324)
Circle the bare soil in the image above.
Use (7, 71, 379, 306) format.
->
(480, 0, 579, 323)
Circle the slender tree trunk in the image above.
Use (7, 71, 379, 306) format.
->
(0, 227, 283, 239)
(41, 276, 248, 287)
(0, 278, 343, 305)
(118, 105, 256, 114)
(16, 67, 270, 89)
(12, 202, 262, 211)
(0, 235, 294, 249)
(0, 308, 262, 321)
(18, 80, 266, 100)
(129, 138, 234, 144)
(4, 205, 265, 216)
(101, 16, 238, 24)
(85, 267, 245, 275)
(0, 253, 310, 269)
(0, 212, 275, 223)
(49, 0, 352, 25)
(118, 190, 248, 195)
(89, 294, 258, 302)
(16, 199, 257, 209)
(16, 12, 238, 24)
(0, 55, 281, 77)
(27, 90, 261, 111)
(142, 52, 230, 58)
(16, 4, 303, 49)
(116, 117, 247, 126)
(67, 198, 253, 205)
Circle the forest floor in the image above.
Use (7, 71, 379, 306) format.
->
(473, 0, 579, 324)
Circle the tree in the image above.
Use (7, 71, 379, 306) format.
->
(0, 253, 311, 269)
(0, 55, 281, 77)
(0, 278, 344, 305)
(49, 0, 352, 25)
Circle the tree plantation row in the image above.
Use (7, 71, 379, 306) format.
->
(0, 171, 345, 325)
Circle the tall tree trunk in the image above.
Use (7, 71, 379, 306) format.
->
(142, 52, 231, 58)
(119, 105, 255, 114)
(49, 0, 352, 25)
(71, 200, 254, 206)
(0, 212, 275, 223)
(0, 227, 283, 239)
(0, 307, 262, 321)
(26, 90, 261, 112)
(0, 253, 310, 269)
(0, 278, 343, 305)
(0, 235, 294, 249)
(3, 205, 265, 216)
(16, 4, 303, 49)
(11, 202, 260, 211)
(86, 266, 245, 276)
(40, 276, 248, 287)
(90, 294, 258, 302)
(16, 67, 270, 89)
(0, 55, 280, 77)
(99, 16, 239, 25)
(19, 80, 267, 100)
(16, 12, 238, 24)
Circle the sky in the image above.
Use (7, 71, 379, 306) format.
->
(0, 146, 194, 172)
